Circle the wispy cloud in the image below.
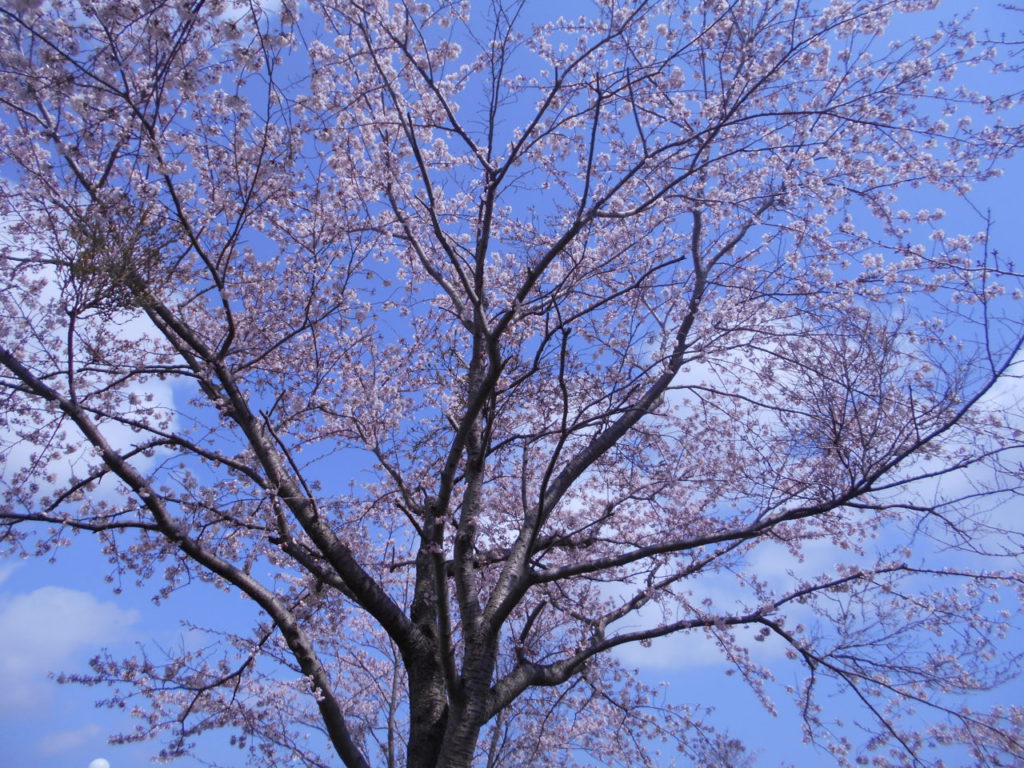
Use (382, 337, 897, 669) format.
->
(612, 538, 846, 672)
(0, 586, 138, 715)
(0, 561, 18, 586)
(36, 722, 103, 757)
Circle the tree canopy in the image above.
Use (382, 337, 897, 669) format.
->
(1, 1, 1022, 766)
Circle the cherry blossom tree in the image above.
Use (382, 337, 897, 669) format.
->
(1, 1, 1022, 767)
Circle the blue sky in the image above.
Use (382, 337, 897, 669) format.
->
(0, 540, 812, 767)
(0, 537, 256, 768)
(2, 3, 1023, 768)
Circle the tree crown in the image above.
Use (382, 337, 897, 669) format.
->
(1, 1, 1022, 766)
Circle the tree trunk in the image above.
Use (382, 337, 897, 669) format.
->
(406, 655, 449, 768)
(406, 540, 451, 768)
(434, 639, 498, 768)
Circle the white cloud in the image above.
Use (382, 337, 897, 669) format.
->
(0, 250, 179, 505)
(220, 0, 284, 23)
(612, 537, 850, 672)
(36, 722, 102, 757)
(0, 561, 18, 585)
(0, 586, 138, 715)
(615, 627, 726, 670)
(612, 596, 792, 672)
(744, 536, 852, 587)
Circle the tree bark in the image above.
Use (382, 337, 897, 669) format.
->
(406, 536, 451, 768)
